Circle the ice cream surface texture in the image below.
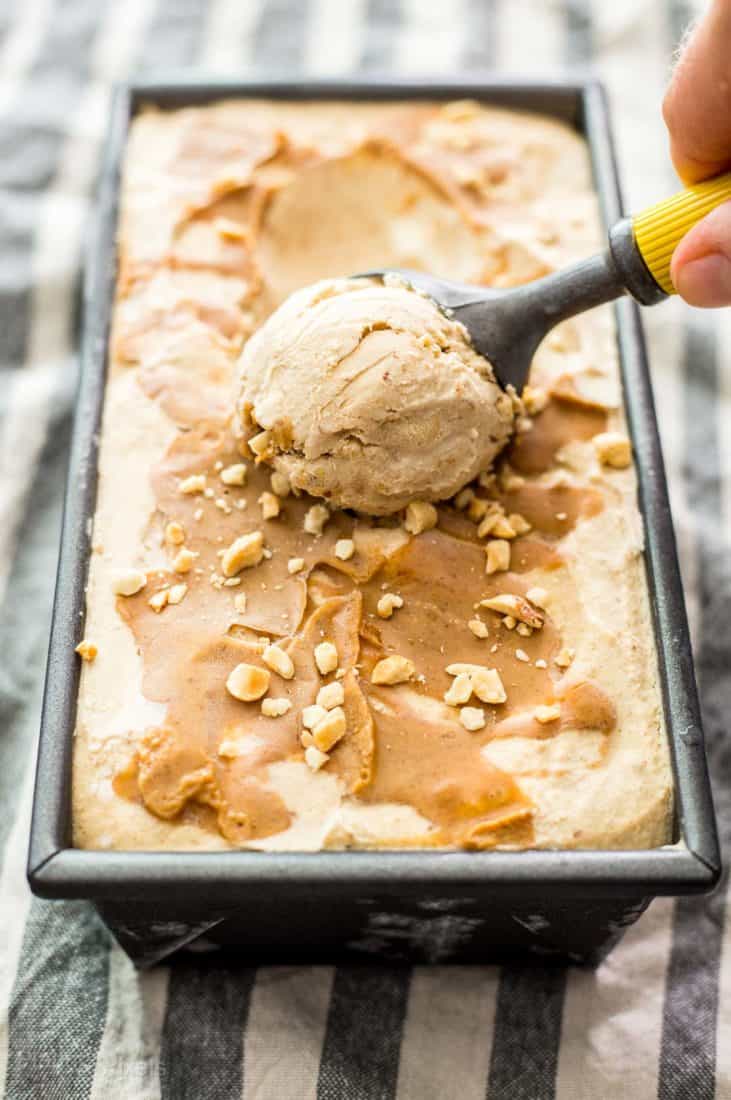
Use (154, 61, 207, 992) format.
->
(237, 277, 514, 514)
(71, 98, 673, 854)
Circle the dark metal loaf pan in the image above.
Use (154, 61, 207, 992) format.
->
(27, 77, 720, 968)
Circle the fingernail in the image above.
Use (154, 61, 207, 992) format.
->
(674, 252, 731, 308)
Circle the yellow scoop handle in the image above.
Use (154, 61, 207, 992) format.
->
(632, 172, 731, 294)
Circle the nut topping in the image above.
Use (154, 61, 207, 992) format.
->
(220, 463, 247, 486)
(314, 641, 338, 676)
(226, 663, 270, 701)
(221, 531, 264, 576)
(312, 706, 347, 752)
(404, 500, 437, 535)
(317, 681, 345, 710)
(460, 706, 486, 731)
(376, 593, 403, 619)
(371, 655, 415, 685)
(112, 569, 147, 597)
(480, 593, 544, 629)
(262, 643, 295, 680)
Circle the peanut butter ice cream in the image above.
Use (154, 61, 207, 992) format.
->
(71, 98, 673, 854)
(236, 276, 515, 514)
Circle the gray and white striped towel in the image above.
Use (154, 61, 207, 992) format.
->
(0, 1, 729, 1097)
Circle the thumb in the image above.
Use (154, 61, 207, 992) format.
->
(670, 198, 731, 307)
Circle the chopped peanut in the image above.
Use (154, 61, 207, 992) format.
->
(446, 664, 507, 705)
(258, 491, 281, 520)
(167, 583, 188, 605)
(555, 647, 575, 669)
(314, 641, 338, 676)
(515, 649, 530, 663)
(262, 697, 292, 718)
(404, 500, 437, 535)
(485, 539, 511, 575)
(304, 745, 330, 771)
(534, 703, 561, 724)
(516, 622, 532, 638)
(112, 568, 147, 597)
(270, 471, 291, 498)
(149, 589, 169, 613)
(467, 496, 490, 522)
(376, 593, 403, 619)
(371, 655, 415, 685)
(226, 663, 270, 701)
(312, 706, 347, 752)
(476, 505, 505, 538)
(508, 513, 531, 535)
(480, 593, 544, 629)
(317, 681, 345, 710)
(444, 673, 472, 706)
(460, 706, 486, 731)
(172, 547, 197, 574)
(302, 704, 328, 730)
(234, 593, 247, 613)
(221, 530, 264, 576)
(220, 463, 247, 486)
(594, 431, 632, 468)
(75, 639, 97, 663)
(523, 385, 549, 415)
(262, 643, 294, 680)
(179, 474, 206, 495)
(304, 504, 330, 536)
(288, 557, 305, 574)
(335, 538, 355, 561)
(468, 618, 489, 639)
(454, 487, 474, 510)
(164, 521, 185, 545)
(248, 430, 272, 459)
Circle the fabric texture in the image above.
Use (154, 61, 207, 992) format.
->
(0, 0, 729, 1097)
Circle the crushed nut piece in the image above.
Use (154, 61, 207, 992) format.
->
(262, 643, 294, 680)
(270, 471, 291, 498)
(476, 504, 505, 538)
(444, 673, 472, 706)
(467, 496, 490, 522)
(312, 706, 347, 752)
(112, 568, 147, 597)
(480, 593, 544, 629)
(446, 664, 506, 705)
(248, 430, 272, 459)
(468, 618, 489, 639)
(179, 474, 206, 495)
(317, 681, 345, 711)
(516, 623, 532, 638)
(304, 504, 330, 536)
(149, 589, 169, 613)
(220, 463, 247, 487)
(526, 586, 548, 608)
(234, 593, 247, 613)
(167, 583, 188, 605)
(523, 385, 549, 415)
(371, 655, 415, 685)
(172, 547, 197, 574)
(454, 487, 474, 510)
(460, 706, 486, 731)
(377, 593, 404, 619)
(75, 639, 97, 662)
(287, 557, 305, 575)
(226, 662, 270, 701)
(259, 491, 281, 520)
(404, 500, 437, 535)
(492, 515, 518, 539)
(502, 616, 516, 630)
(335, 538, 355, 561)
(485, 539, 511, 575)
(535, 658, 548, 669)
(515, 648, 530, 663)
(221, 530, 264, 576)
(304, 745, 330, 771)
(555, 647, 575, 668)
(302, 704, 328, 730)
(165, 521, 185, 545)
(534, 703, 561, 724)
(594, 431, 632, 468)
(262, 697, 292, 718)
(508, 513, 531, 535)
(314, 641, 339, 676)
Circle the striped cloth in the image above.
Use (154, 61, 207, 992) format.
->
(0, 0, 728, 1096)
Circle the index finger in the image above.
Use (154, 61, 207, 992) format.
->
(662, 0, 731, 183)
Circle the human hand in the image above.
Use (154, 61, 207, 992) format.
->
(663, 0, 731, 306)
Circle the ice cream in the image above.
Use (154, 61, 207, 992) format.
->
(236, 277, 516, 515)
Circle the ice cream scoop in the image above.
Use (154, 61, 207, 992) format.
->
(362, 171, 731, 392)
(236, 278, 515, 515)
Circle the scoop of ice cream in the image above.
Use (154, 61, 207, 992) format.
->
(235, 278, 515, 515)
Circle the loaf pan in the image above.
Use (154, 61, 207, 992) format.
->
(27, 77, 720, 968)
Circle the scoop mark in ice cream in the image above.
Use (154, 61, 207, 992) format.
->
(236, 278, 516, 515)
